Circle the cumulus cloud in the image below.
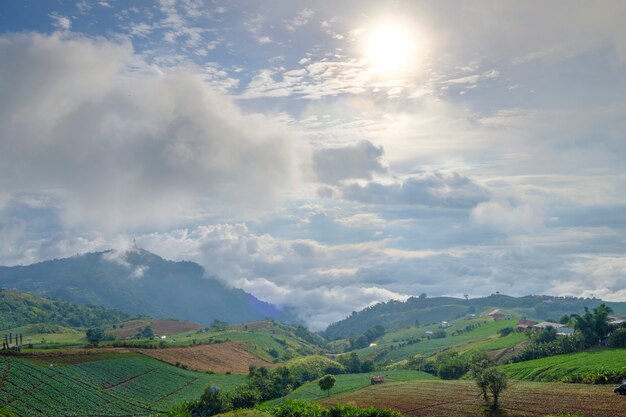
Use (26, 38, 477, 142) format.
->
(313, 140, 387, 184)
(342, 172, 490, 208)
(0, 32, 298, 229)
(472, 197, 546, 234)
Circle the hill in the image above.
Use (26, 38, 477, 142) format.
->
(0, 289, 131, 331)
(0, 352, 244, 416)
(0, 248, 294, 325)
(323, 294, 620, 339)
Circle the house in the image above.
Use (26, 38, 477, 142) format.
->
(486, 309, 506, 321)
(516, 319, 538, 331)
(371, 376, 385, 384)
(440, 321, 450, 328)
(425, 330, 434, 336)
(609, 315, 626, 325)
(557, 328, 575, 336)
(533, 321, 565, 330)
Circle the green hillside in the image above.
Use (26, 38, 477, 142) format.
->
(500, 348, 626, 383)
(356, 318, 522, 363)
(264, 370, 436, 406)
(0, 289, 131, 331)
(0, 352, 244, 417)
(0, 249, 294, 325)
(323, 294, 622, 339)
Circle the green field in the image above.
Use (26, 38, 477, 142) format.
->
(264, 370, 436, 406)
(500, 348, 626, 383)
(0, 353, 245, 417)
(357, 319, 521, 362)
(2, 324, 86, 349)
(118, 322, 323, 362)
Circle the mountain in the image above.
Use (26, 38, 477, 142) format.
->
(323, 293, 625, 340)
(0, 289, 131, 330)
(0, 248, 291, 325)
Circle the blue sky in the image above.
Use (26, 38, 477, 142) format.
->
(1, 1, 625, 328)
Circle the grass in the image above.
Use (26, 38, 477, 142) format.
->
(500, 348, 626, 383)
(2, 324, 86, 349)
(264, 370, 436, 406)
(359, 319, 521, 363)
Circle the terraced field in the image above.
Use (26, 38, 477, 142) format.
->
(500, 348, 626, 382)
(0, 353, 245, 417)
(321, 380, 626, 417)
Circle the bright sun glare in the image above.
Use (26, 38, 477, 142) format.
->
(364, 23, 417, 72)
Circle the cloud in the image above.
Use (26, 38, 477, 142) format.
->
(284, 8, 315, 31)
(313, 140, 387, 184)
(50, 13, 72, 31)
(0, 32, 299, 230)
(472, 197, 546, 234)
(342, 172, 491, 208)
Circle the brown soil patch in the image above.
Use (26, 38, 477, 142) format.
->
(138, 341, 271, 374)
(322, 380, 626, 417)
(109, 319, 203, 338)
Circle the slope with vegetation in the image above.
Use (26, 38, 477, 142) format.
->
(0, 289, 131, 331)
(323, 294, 621, 340)
(0, 249, 293, 325)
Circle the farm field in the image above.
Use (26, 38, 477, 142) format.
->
(500, 348, 626, 382)
(167, 325, 322, 362)
(108, 319, 204, 338)
(265, 370, 436, 406)
(0, 352, 245, 417)
(321, 380, 626, 417)
(138, 341, 272, 373)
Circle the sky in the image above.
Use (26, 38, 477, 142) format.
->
(1, 1, 625, 329)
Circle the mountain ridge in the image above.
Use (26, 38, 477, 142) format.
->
(0, 248, 293, 326)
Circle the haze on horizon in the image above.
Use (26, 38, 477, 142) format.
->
(1, 0, 625, 329)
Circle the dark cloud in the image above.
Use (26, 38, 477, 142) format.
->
(313, 140, 387, 184)
(342, 172, 491, 208)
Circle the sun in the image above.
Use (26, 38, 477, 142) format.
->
(364, 23, 418, 73)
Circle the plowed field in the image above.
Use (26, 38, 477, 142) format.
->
(139, 341, 271, 374)
(110, 319, 203, 338)
(321, 380, 626, 417)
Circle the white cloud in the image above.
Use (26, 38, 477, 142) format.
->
(49, 13, 72, 31)
(472, 197, 546, 234)
(0, 33, 299, 230)
(284, 8, 315, 31)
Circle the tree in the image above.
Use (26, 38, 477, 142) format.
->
(573, 303, 613, 346)
(475, 367, 508, 410)
(86, 328, 106, 345)
(318, 374, 336, 397)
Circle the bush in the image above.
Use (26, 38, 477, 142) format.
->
(230, 385, 261, 409)
(271, 400, 402, 417)
(498, 327, 514, 337)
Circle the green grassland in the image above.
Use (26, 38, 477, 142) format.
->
(264, 370, 436, 406)
(500, 348, 626, 383)
(161, 322, 324, 362)
(0, 352, 244, 417)
(356, 319, 521, 363)
(2, 324, 86, 349)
